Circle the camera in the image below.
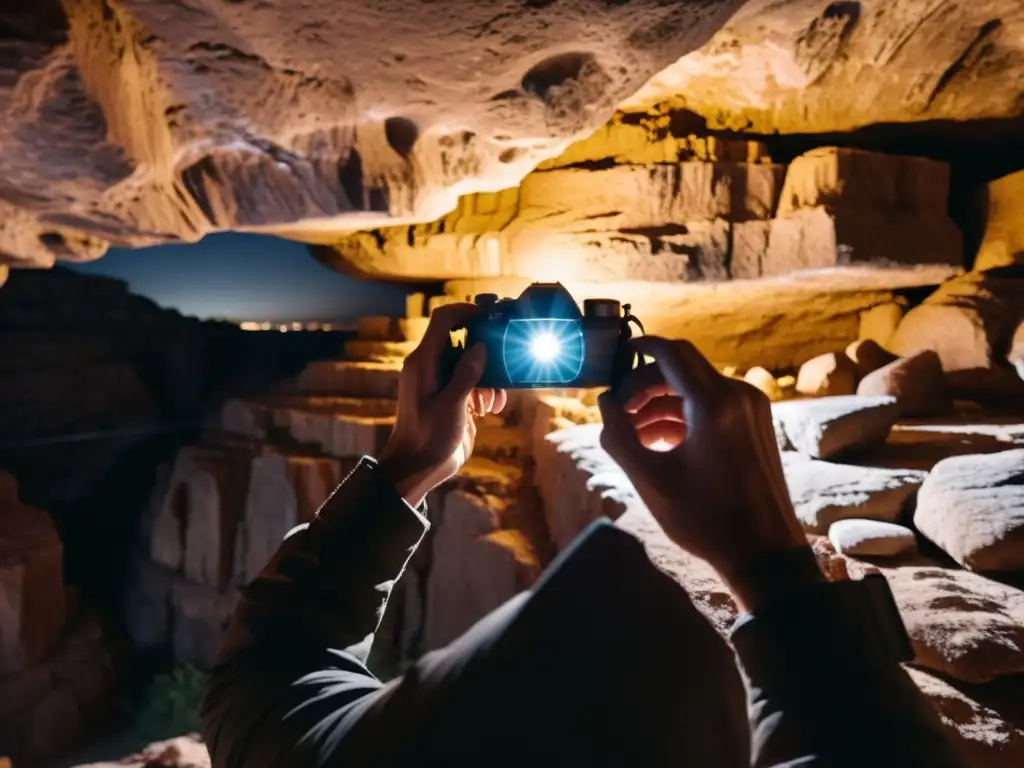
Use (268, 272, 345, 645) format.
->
(442, 282, 644, 390)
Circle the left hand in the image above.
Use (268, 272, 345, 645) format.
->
(377, 303, 507, 506)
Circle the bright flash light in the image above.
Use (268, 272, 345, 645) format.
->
(647, 438, 674, 452)
(529, 332, 561, 362)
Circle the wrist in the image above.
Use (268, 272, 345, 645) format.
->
(376, 451, 432, 508)
(717, 545, 826, 613)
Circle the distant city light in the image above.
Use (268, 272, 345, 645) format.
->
(237, 320, 343, 332)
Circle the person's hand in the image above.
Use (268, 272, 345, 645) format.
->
(597, 337, 818, 609)
(377, 303, 507, 507)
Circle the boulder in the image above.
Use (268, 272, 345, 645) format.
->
(856, 351, 953, 417)
(914, 450, 1024, 572)
(828, 519, 917, 558)
(781, 454, 926, 534)
(885, 565, 1024, 684)
(890, 271, 1024, 374)
(795, 352, 858, 397)
(907, 668, 1024, 768)
(771, 395, 900, 460)
(845, 338, 898, 379)
(0, 476, 66, 675)
(858, 303, 903, 348)
(974, 169, 1024, 272)
(743, 366, 783, 401)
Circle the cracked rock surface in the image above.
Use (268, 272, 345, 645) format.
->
(0, 0, 743, 266)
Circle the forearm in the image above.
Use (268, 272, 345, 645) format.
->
(215, 456, 429, 664)
(729, 552, 967, 767)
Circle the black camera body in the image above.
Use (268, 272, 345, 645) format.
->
(443, 282, 643, 390)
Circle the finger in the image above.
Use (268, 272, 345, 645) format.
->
(637, 420, 686, 449)
(615, 363, 670, 412)
(630, 395, 686, 429)
(476, 387, 496, 415)
(633, 337, 722, 416)
(492, 388, 508, 415)
(472, 389, 485, 416)
(597, 391, 646, 474)
(442, 342, 486, 404)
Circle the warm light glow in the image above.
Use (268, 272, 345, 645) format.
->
(529, 331, 561, 362)
(647, 438, 674, 452)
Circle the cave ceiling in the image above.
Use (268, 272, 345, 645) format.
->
(0, 0, 1022, 273)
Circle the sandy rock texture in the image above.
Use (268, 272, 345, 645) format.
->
(886, 565, 1024, 684)
(915, 449, 1024, 572)
(624, 0, 1024, 133)
(0, 0, 745, 266)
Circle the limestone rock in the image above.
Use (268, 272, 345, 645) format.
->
(915, 450, 1024, 572)
(623, 0, 1024, 135)
(781, 454, 926, 534)
(975, 169, 1024, 272)
(885, 565, 1024, 684)
(743, 366, 783, 401)
(0, 476, 66, 675)
(890, 271, 1024, 374)
(828, 519, 917, 558)
(535, 423, 635, 551)
(845, 338, 898, 379)
(293, 360, 402, 399)
(82, 735, 213, 768)
(170, 578, 240, 670)
(234, 452, 343, 585)
(907, 668, 1024, 768)
(420, 487, 539, 653)
(151, 448, 250, 588)
(857, 351, 953, 418)
(771, 395, 900, 459)
(796, 352, 857, 397)
(0, 0, 747, 265)
(858, 303, 903, 348)
(124, 556, 174, 653)
(0, 613, 116, 765)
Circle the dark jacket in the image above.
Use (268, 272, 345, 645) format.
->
(201, 456, 965, 767)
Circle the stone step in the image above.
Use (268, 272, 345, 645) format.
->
(293, 360, 402, 398)
(344, 339, 418, 362)
(356, 316, 430, 342)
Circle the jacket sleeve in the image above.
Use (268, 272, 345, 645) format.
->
(731, 573, 969, 768)
(200, 455, 429, 768)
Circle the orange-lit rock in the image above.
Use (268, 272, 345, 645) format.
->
(0, 472, 66, 674)
(0, 0, 746, 266)
(975, 170, 1024, 271)
(624, 0, 1024, 134)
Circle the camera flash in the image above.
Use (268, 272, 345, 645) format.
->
(529, 331, 561, 363)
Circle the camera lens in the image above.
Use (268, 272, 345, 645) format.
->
(584, 299, 621, 318)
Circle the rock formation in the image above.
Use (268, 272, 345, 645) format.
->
(0, 0, 748, 267)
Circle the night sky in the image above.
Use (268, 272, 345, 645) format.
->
(66, 233, 409, 322)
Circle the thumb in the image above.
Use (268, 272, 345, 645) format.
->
(597, 391, 645, 474)
(442, 342, 486, 403)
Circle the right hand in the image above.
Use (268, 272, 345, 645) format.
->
(597, 337, 809, 595)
